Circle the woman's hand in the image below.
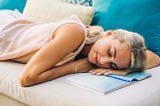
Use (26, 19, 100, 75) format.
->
(89, 68, 129, 76)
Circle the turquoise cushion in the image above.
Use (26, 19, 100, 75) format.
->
(0, 0, 26, 12)
(60, 0, 92, 6)
(91, 0, 160, 56)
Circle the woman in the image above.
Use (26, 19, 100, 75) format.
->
(0, 10, 159, 87)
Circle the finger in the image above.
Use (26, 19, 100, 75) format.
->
(103, 70, 112, 75)
(116, 71, 128, 76)
(112, 70, 128, 76)
(91, 69, 101, 75)
(89, 69, 98, 74)
(89, 68, 103, 75)
(89, 69, 98, 73)
(95, 69, 107, 76)
(104, 70, 128, 76)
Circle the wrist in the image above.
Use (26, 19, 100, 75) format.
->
(73, 58, 95, 73)
(72, 62, 78, 74)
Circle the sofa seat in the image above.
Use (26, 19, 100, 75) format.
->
(0, 61, 160, 106)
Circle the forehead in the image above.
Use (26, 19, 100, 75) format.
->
(111, 39, 131, 69)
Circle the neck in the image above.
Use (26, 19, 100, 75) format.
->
(80, 43, 94, 57)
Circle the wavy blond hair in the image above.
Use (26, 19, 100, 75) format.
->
(112, 29, 147, 72)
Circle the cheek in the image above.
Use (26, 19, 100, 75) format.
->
(116, 50, 131, 68)
(95, 39, 104, 47)
(95, 44, 109, 56)
(95, 38, 110, 49)
(94, 41, 106, 51)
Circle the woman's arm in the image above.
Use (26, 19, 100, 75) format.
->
(20, 58, 94, 87)
(19, 23, 86, 87)
(145, 50, 160, 69)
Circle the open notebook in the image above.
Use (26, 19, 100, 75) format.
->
(66, 72, 151, 94)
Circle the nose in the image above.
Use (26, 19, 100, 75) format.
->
(100, 56, 112, 65)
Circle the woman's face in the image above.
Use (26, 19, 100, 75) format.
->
(88, 33, 131, 70)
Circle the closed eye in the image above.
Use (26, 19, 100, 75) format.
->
(108, 47, 112, 57)
(109, 62, 119, 70)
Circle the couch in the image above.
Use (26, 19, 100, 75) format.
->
(0, 61, 160, 106)
(0, 0, 160, 106)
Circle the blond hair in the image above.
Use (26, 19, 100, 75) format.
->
(112, 29, 147, 72)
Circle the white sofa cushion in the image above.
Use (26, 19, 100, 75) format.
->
(0, 61, 160, 106)
(23, 0, 94, 25)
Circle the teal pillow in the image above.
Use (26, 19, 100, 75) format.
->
(59, 0, 92, 6)
(0, 0, 26, 12)
(91, 0, 160, 56)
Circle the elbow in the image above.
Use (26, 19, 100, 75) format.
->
(19, 77, 27, 87)
(19, 73, 37, 87)
(19, 76, 29, 87)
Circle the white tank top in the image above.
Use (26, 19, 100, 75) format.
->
(0, 10, 100, 66)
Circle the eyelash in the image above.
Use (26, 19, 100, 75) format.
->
(107, 47, 118, 70)
(109, 62, 115, 69)
(109, 62, 119, 70)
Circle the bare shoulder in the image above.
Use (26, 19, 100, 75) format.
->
(51, 23, 86, 55)
(53, 23, 85, 39)
(146, 50, 160, 69)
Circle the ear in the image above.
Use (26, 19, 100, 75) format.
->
(105, 30, 114, 36)
(98, 30, 114, 39)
